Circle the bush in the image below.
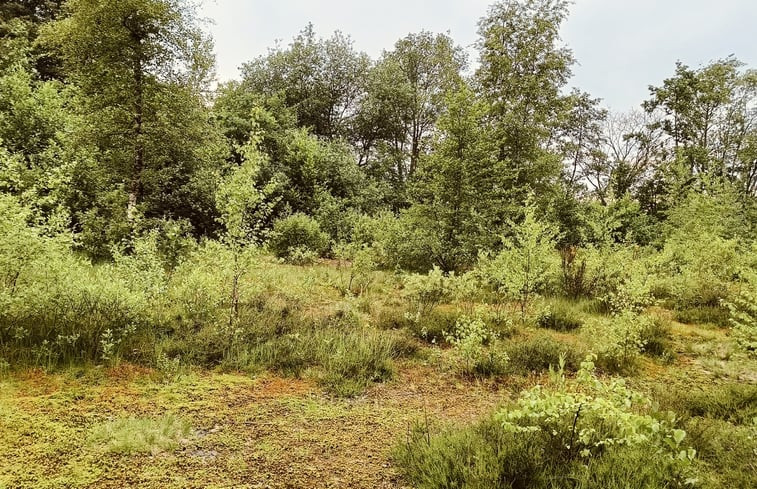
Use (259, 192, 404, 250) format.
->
(725, 281, 757, 356)
(639, 314, 674, 358)
(443, 315, 508, 378)
(248, 322, 413, 397)
(657, 383, 757, 425)
(268, 213, 329, 262)
(684, 418, 757, 489)
(406, 308, 458, 344)
(395, 357, 696, 489)
(583, 312, 650, 373)
(536, 299, 583, 331)
(505, 334, 584, 374)
(315, 327, 402, 397)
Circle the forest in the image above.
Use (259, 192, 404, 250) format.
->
(0, 0, 756, 487)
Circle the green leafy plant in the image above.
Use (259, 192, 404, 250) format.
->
(443, 315, 507, 377)
(476, 200, 559, 320)
(725, 280, 757, 356)
(498, 355, 695, 462)
(268, 213, 330, 262)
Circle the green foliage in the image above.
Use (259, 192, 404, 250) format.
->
(268, 213, 329, 262)
(395, 355, 697, 489)
(41, 0, 224, 253)
(443, 315, 507, 377)
(725, 279, 757, 356)
(536, 299, 584, 331)
(477, 200, 560, 318)
(499, 355, 694, 462)
(505, 333, 584, 374)
(403, 266, 453, 318)
(406, 84, 498, 271)
(639, 314, 674, 358)
(88, 414, 191, 455)
(333, 241, 377, 296)
(675, 305, 731, 328)
(583, 312, 650, 373)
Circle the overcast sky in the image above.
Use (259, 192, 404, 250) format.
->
(199, 0, 757, 112)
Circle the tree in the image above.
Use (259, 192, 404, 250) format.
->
(240, 24, 370, 140)
(0, 0, 65, 80)
(216, 141, 272, 326)
(479, 199, 559, 319)
(42, 0, 223, 254)
(360, 32, 466, 179)
(408, 84, 499, 271)
(476, 0, 574, 208)
(643, 57, 757, 196)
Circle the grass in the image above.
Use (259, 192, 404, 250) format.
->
(88, 414, 191, 455)
(537, 298, 584, 331)
(0, 257, 755, 487)
(505, 333, 585, 374)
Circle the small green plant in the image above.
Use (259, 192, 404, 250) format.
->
(395, 355, 697, 489)
(498, 354, 695, 462)
(333, 242, 377, 296)
(155, 350, 184, 383)
(674, 305, 731, 327)
(403, 266, 452, 319)
(443, 315, 507, 377)
(505, 334, 584, 374)
(476, 201, 560, 320)
(584, 312, 649, 373)
(89, 414, 191, 455)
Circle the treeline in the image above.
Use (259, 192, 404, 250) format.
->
(1, 0, 756, 267)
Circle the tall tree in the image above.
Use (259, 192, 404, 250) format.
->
(43, 0, 222, 250)
(408, 84, 501, 271)
(354, 32, 466, 204)
(0, 0, 65, 80)
(476, 0, 575, 204)
(644, 57, 757, 195)
(240, 24, 370, 140)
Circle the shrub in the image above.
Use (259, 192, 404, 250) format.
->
(247, 322, 412, 397)
(559, 246, 604, 298)
(583, 312, 651, 373)
(684, 418, 757, 489)
(88, 414, 191, 455)
(403, 266, 453, 318)
(657, 232, 742, 309)
(505, 334, 584, 374)
(639, 314, 674, 358)
(369, 210, 438, 272)
(725, 281, 757, 356)
(333, 242, 377, 296)
(395, 357, 696, 489)
(407, 308, 458, 344)
(536, 300, 583, 331)
(268, 213, 329, 262)
(475, 203, 560, 319)
(443, 315, 508, 377)
(315, 327, 401, 397)
(0, 251, 151, 366)
(657, 383, 757, 425)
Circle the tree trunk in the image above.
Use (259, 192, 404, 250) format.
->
(127, 42, 144, 221)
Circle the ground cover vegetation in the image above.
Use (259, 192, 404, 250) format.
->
(1, 0, 756, 487)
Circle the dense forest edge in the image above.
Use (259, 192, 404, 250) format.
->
(1, 0, 756, 488)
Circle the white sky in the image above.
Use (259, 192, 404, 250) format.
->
(199, 0, 757, 112)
